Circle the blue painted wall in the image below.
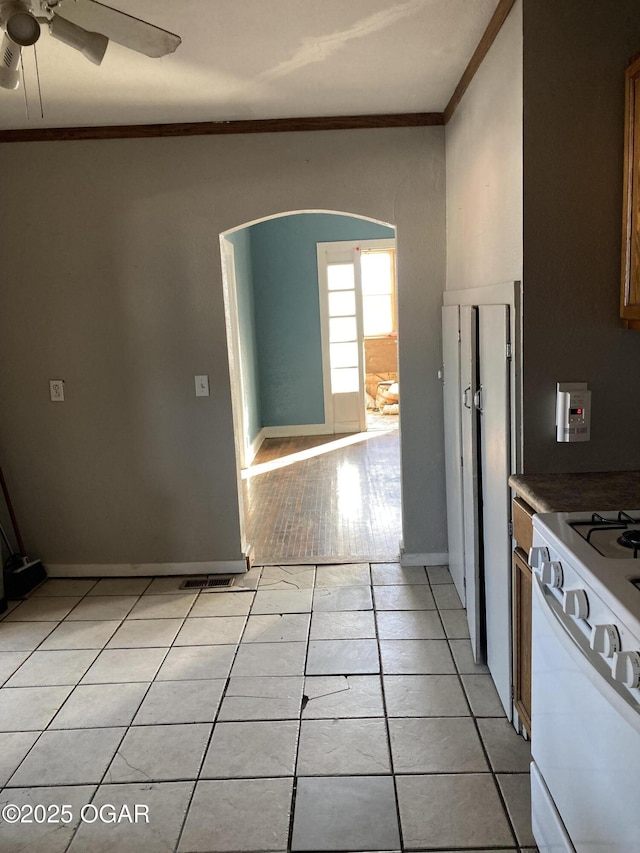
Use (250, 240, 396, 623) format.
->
(249, 213, 395, 427)
(226, 230, 262, 446)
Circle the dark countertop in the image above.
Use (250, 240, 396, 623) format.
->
(509, 471, 640, 514)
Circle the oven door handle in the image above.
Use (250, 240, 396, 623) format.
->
(533, 577, 640, 732)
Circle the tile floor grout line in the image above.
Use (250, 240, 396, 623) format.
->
(469, 713, 522, 851)
(432, 570, 523, 852)
(372, 560, 409, 853)
(429, 576, 476, 721)
(62, 785, 100, 853)
(172, 569, 262, 853)
(284, 563, 316, 853)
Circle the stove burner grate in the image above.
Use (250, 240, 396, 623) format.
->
(618, 529, 640, 555)
(591, 511, 640, 526)
(570, 512, 640, 559)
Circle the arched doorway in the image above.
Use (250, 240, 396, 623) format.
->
(220, 210, 402, 564)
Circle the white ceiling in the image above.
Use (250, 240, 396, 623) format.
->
(0, 0, 500, 130)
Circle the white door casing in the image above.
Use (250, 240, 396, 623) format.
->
(220, 238, 247, 466)
(441, 305, 465, 606)
(219, 236, 248, 550)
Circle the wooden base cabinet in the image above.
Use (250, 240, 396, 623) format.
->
(512, 496, 534, 736)
(513, 548, 532, 735)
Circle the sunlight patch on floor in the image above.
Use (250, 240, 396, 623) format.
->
(242, 429, 395, 479)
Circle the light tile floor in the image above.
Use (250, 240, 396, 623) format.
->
(0, 565, 536, 852)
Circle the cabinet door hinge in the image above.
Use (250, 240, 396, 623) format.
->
(508, 521, 513, 537)
(506, 342, 512, 360)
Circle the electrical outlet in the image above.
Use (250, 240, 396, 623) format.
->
(49, 380, 65, 402)
(195, 375, 210, 397)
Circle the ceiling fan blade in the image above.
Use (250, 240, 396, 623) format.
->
(55, 0, 181, 58)
(0, 33, 21, 89)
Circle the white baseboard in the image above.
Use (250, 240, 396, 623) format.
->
(399, 552, 448, 567)
(46, 559, 249, 578)
(245, 429, 266, 466)
(262, 423, 332, 438)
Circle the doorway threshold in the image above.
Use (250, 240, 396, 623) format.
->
(254, 554, 401, 566)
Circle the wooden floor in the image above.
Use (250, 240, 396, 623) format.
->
(241, 415, 401, 563)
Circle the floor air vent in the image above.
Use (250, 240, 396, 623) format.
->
(179, 577, 235, 590)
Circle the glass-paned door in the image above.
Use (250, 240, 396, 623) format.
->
(326, 257, 365, 432)
(318, 238, 396, 435)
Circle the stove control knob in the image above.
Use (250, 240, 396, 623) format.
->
(563, 588, 589, 619)
(612, 651, 640, 689)
(540, 560, 563, 588)
(590, 624, 621, 658)
(528, 546, 550, 569)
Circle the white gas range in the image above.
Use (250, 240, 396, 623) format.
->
(530, 509, 640, 853)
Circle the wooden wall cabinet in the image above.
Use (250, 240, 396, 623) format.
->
(621, 54, 640, 329)
(512, 497, 534, 736)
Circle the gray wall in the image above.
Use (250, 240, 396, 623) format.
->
(0, 127, 447, 565)
(522, 0, 640, 472)
(445, 0, 523, 292)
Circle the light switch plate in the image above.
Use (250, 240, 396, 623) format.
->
(195, 375, 210, 397)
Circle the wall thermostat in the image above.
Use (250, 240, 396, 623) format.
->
(556, 382, 591, 442)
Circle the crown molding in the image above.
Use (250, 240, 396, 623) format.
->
(0, 112, 444, 143)
(444, 0, 517, 123)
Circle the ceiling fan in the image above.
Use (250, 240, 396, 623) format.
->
(0, 0, 181, 91)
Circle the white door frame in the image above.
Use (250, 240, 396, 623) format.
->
(317, 238, 397, 433)
(441, 304, 465, 605)
(219, 236, 249, 554)
(220, 237, 249, 469)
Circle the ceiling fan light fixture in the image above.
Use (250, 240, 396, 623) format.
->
(6, 9, 40, 46)
(49, 14, 108, 65)
(0, 32, 20, 89)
